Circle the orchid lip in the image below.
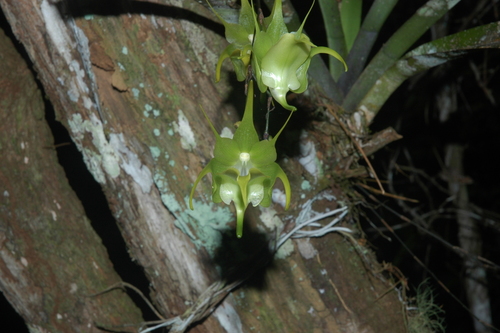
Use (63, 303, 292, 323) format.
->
(249, 183, 264, 206)
(220, 182, 238, 205)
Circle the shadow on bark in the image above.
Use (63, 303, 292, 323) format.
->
(211, 228, 277, 290)
(57, 0, 224, 36)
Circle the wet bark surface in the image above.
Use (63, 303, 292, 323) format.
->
(1, 0, 406, 332)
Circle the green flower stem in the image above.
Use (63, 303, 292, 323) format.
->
(342, 0, 461, 112)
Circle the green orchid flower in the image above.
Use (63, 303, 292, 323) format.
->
(251, 0, 348, 111)
(208, 0, 256, 82)
(208, 0, 347, 111)
(189, 81, 291, 238)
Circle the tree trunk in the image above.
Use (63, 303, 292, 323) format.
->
(0, 0, 406, 332)
(0, 25, 143, 332)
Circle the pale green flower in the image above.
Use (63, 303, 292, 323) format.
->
(208, 0, 347, 110)
(252, 0, 347, 110)
(190, 81, 291, 238)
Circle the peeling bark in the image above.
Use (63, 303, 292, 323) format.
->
(1, 0, 407, 332)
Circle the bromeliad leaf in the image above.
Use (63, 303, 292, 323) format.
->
(189, 81, 291, 238)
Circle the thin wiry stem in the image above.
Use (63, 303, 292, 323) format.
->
(276, 206, 350, 249)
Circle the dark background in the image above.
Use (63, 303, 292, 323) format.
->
(295, 0, 500, 331)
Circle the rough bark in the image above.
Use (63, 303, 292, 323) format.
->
(1, 0, 407, 332)
(0, 26, 143, 332)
